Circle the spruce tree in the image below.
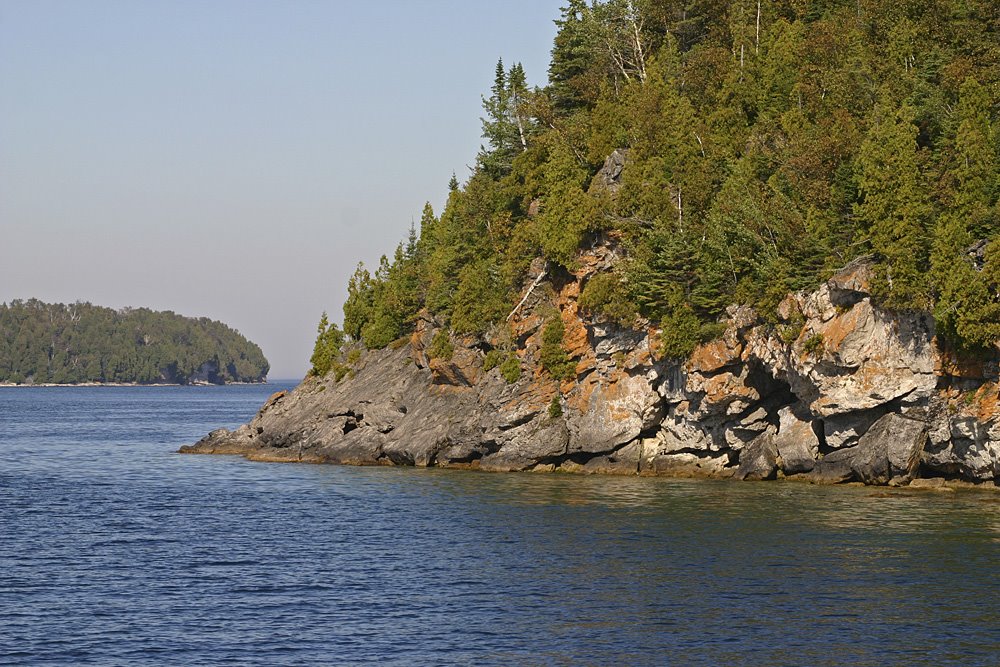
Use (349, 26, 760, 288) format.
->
(855, 102, 930, 310)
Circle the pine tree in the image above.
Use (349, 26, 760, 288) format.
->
(309, 312, 344, 377)
(549, 0, 594, 112)
(931, 76, 1000, 348)
(855, 102, 930, 309)
(952, 76, 997, 239)
(478, 60, 532, 179)
(342, 263, 374, 341)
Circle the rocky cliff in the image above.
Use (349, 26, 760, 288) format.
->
(183, 247, 1000, 486)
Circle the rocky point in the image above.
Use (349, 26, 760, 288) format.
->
(183, 247, 1000, 487)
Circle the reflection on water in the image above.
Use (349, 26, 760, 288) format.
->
(2, 385, 1000, 666)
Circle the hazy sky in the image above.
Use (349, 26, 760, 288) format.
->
(0, 0, 563, 378)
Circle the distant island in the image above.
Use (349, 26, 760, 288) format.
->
(0, 299, 268, 385)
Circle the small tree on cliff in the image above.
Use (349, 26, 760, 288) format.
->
(309, 312, 344, 377)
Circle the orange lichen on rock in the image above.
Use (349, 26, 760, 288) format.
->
(702, 373, 760, 406)
(818, 305, 863, 353)
(688, 338, 742, 374)
(934, 338, 993, 380)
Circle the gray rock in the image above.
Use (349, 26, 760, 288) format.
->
(774, 406, 819, 474)
(737, 433, 778, 481)
(805, 446, 859, 484)
(850, 413, 927, 485)
(823, 410, 884, 450)
(182, 247, 1000, 487)
(589, 149, 628, 195)
(642, 451, 732, 478)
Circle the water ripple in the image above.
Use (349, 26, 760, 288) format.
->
(2, 384, 1000, 665)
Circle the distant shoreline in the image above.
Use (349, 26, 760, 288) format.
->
(0, 381, 272, 388)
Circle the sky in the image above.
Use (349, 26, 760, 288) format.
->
(0, 0, 564, 379)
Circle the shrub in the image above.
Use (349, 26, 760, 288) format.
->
(779, 312, 805, 344)
(658, 306, 726, 361)
(499, 355, 522, 383)
(540, 316, 575, 380)
(548, 395, 563, 418)
(802, 333, 825, 356)
(428, 330, 454, 361)
(483, 349, 503, 371)
(578, 272, 636, 325)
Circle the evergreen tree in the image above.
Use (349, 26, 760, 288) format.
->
(855, 102, 931, 309)
(309, 312, 345, 377)
(478, 60, 532, 178)
(342, 263, 374, 341)
(549, 0, 595, 112)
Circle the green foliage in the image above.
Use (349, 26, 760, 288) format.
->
(346, 348, 362, 365)
(0, 299, 268, 384)
(659, 304, 724, 360)
(779, 312, 806, 345)
(333, 363, 350, 382)
(540, 315, 575, 380)
(855, 103, 931, 310)
(548, 395, 563, 419)
(803, 333, 825, 357)
(578, 272, 636, 324)
(479, 59, 534, 179)
(319, 0, 1000, 364)
(499, 355, 522, 383)
(310, 312, 345, 377)
(532, 137, 605, 268)
(483, 349, 503, 371)
(451, 260, 509, 335)
(485, 346, 523, 383)
(428, 330, 454, 361)
(343, 263, 374, 342)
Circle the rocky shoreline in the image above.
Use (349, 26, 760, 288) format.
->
(182, 250, 1000, 488)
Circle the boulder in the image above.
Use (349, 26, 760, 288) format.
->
(642, 451, 732, 478)
(774, 406, 819, 474)
(429, 346, 481, 387)
(805, 447, 859, 484)
(737, 432, 778, 481)
(850, 413, 927, 485)
(589, 149, 628, 195)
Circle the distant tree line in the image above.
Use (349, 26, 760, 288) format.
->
(313, 0, 1000, 371)
(0, 299, 269, 384)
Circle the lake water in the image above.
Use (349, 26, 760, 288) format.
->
(3, 384, 1000, 666)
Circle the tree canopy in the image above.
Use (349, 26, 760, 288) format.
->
(0, 299, 269, 384)
(315, 0, 1000, 365)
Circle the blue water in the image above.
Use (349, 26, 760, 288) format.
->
(2, 384, 1000, 666)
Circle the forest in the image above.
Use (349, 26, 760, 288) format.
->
(312, 0, 1000, 375)
(0, 299, 269, 385)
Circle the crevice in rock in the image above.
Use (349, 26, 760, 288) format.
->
(535, 438, 639, 470)
(637, 423, 660, 441)
(812, 418, 828, 450)
(498, 411, 539, 431)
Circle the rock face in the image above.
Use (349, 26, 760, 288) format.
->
(182, 250, 1000, 486)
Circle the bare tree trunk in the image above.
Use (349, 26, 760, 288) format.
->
(677, 186, 683, 231)
(628, 1, 647, 82)
(513, 92, 528, 152)
(507, 264, 548, 322)
(755, 1, 761, 54)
